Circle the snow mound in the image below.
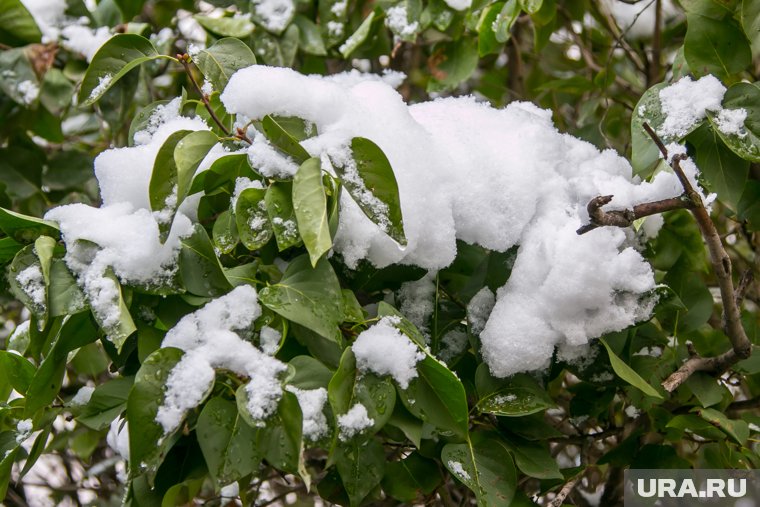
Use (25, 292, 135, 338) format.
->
(221, 65, 689, 377)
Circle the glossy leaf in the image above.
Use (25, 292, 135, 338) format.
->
(599, 337, 663, 399)
(194, 37, 256, 91)
(292, 158, 332, 266)
(235, 186, 273, 250)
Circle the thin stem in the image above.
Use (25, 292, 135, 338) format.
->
(179, 54, 235, 139)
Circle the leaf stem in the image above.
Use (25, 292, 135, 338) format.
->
(178, 54, 236, 139)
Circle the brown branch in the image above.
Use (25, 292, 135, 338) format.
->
(639, 123, 751, 392)
(577, 194, 692, 234)
(550, 473, 583, 507)
(727, 396, 760, 413)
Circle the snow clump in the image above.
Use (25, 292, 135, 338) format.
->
(352, 316, 425, 389)
(156, 285, 287, 434)
(338, 403, 374, 441)
(221, 65, 692, 377)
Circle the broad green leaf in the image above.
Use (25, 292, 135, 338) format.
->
(501, 437, 562, 479)
(194, 37, 256, 91)
(292, 158, 332, 266)
(149, 130, 192, 237)
(684, 14, 751, 80)
(259, 255, 343, 341)
(78, 34, 173, 105)
(696, 407, 750, 445)
(288, 355, 334, 389)
(442, 434, 517, 506)
(251, 24, 299, 67)
(341, 289, 364, 323)
(0, 351, 35, 393)
(684, 372, 727, 408)
(382, 452, 441, 502)
(212, 209, 239, 254)
(477, 2, 506, 56)
(194, 15, 255, 38)
(127, 347, 188, 480)
(0, 0, 42, 45)
(257, 391, 308, 483)
(261, 115, 311, 163)
(48, 259, 87, 317)
(114, 0, 145, 20)
(179, 224, 233, 297)
(266, 182, 301, 250)
(494, 0, 520, 43)
(335, 438, 385, 507)
(688, 124, 749, 209)
(0, 237, 23, 264)
(97, 270, 137, 351)
(520, 0, 543, 14)
(708, 81, 760, 162)
(333, 137, 406, 245)
(191, 153, 258, 195)
(631, 83, 668, 178)
(599, 337, 663, 399)
(427, 38, 479, 93)
(0, 207, 59, 243)
(339, 11, 377, 58)
(666, 414, 727, 441)
(476, 374, 553, 417)
(0, 436, 19, 501)
(293, 15, 327, 55)
(77, 376, 134, 430)
(25, 313, 98, 415)
(7, 245, 47, 324)
(235, 187, 273, 250)
(197, 397, 261, 486)
(742, 0, 760, 56)
(328, 348, 396, 438)
(0, 47, 38, 107)
(319, 0, 348, 47)
(174, 130, 219, 203)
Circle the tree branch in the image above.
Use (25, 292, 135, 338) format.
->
(578, 123, 752, 393)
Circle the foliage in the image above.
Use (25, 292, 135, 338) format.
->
(0, 0, 760, 505)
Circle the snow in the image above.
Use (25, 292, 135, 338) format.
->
(16, 419, 33, 444)
(439, 329, 468, 363)
(658, 75, 725, 139)
(397, 272, 435, 338)
(252, 0, 295, 33)
(715, 108, 748, 137)
(447, 460, 471, 481)
(624, 405, 641, 418)
(352, 316, 425, 389)
(259, 325, 281, 355)
(157, 286, 286, 433)
(248, 132, 301, 178)
(44, 111, 214, 341)
(221, 65, 691, 378)
(89, 74, 113, 101)
(61, 25, 111, 62)
(232, 177, 264, 208)
(285, 386, 328, 442)
(106, 418, 129, 460)
(467, 287, 495, 335)
(70, 386, 95, 406)
(17, 80, 39, 105)
(16, 264, 45, 308)
(442, 0, 471, 11)
(385, 5, 419, 38)
(20, 0, 66, 41)
(337, 403, 374, 441)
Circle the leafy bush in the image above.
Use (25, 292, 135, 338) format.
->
(1, 0, 759, 505)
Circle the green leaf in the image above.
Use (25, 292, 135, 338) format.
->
(0, 207, 59, 243)
(197, 397, 261, 486)
(333, 137, 406, 245)
(741, 0, 760, 57)
(257, 390, 307, 481)
(235, 187, 273, 250)
(97, 270, 137, 351)
(127, 347, 188, 480)
(0, 237, 23, 264)
(684, 372, 726, 407)
(520, 0, 543, 14)
(335, 438, 385, 507)
(382, 452, 441, 502)
(48, 259, 87, 317)
(599, 337, 663, 399)
(493, 0, 520, 43)
(0, 351, 35, 393)
(684, 13, 752, 80)
(259, 255, 343, 342)
(328, 348, 396, 438)
(179, 224, 233, 297)
(212, 209, 239, 254)
(266, 181, 301, 251)
(319, 0, 348, 47)
(293, 15, 327, 55)
(194, 15, 255, 38)
(113, 0, 144, 20)
(442, 434, 517, 506)
(288, 355, 334, 389)
(708, 81, 760, 162)
(129, 100, 171, 146)
(174, 131, 219, 202)
(7, 245, 47, 324)
(292, 158, 332, 266)
(696, 407, 749, 444)
(476, 374, 554, 417)
(149, 130, 192, 235)
(194, 37, 256, 91)
(261, 115, 311, 163)
(631, 83, 669, 178)
(191, 153, 257, 195)
(477, 2, 506, 56)
(78, 34, 172, 105)
(77, 376, 134, 430)
(427, 38, 479, 93)
(339, 11, 377, 58)
(688, 124, 749, 208)
(0, 0, 42, 45)
(25, 313, 98, 415)
(501, 437, 562, 479)
(0, 438, 19, 501)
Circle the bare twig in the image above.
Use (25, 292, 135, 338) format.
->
(550, 473, 583, 507)
(577, 194, 692, 234)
